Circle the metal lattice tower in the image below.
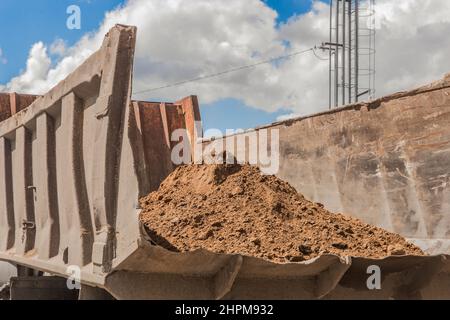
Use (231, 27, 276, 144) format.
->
(322, 0, 376, 109)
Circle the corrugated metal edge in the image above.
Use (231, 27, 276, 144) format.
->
(103, 239, 449, 299)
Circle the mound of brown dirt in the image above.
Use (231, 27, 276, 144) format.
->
(139, 164, 424, 263)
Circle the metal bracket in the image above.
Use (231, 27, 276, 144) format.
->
(21, 219, 36, 243)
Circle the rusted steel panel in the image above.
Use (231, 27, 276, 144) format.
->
(131, 99, 200, 192)
(0, 93, 39, 122)
(177, 95, 201, 151)
(9, 93, 39, 115)
(133, 101, 174, 191)
(0, 95, 11, 122)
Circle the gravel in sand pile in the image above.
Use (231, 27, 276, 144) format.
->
(139, 164, 424, 263)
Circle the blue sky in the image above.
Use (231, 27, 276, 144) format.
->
(0, 0, 124, 83)
(0, 0, 316, 131)
(264, 0, 315, 22)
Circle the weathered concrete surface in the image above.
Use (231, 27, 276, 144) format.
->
(202, 73, 450, 255)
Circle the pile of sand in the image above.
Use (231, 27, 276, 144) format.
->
(139, 164, 424, 263)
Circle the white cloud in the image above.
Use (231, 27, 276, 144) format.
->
(1, 0, 450, 116)
(5, 42, 51, 93)
(276, 113, 301, 122)
(49, 38, 68, 57)
(0, 48, 7, 64)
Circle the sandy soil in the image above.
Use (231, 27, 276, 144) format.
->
(140, 164, 424, 263)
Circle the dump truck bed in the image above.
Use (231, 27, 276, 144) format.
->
(0, 24, 449, 299)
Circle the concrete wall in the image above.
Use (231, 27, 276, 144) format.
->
(201, 74, 450, 254)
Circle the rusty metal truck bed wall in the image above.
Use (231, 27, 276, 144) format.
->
(132, 97, 200, 192)
(201, 74, 450, 255)
(0, 93, 39, 123)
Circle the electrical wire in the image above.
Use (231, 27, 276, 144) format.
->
(132, 47, 315, 95)
(312, 46, 329, 61)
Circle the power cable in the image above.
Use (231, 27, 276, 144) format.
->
(312, 46, 329, 61)
(132, 47, 314, 95)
